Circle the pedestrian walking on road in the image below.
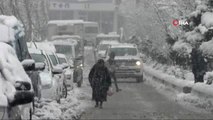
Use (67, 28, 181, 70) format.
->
(89, 59, 112, 109)
(105, 52, 121, 92)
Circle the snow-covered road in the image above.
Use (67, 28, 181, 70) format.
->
(32, 46, 213, 120)
(80, 79, 213, 119)
(80, 47, 213, 119)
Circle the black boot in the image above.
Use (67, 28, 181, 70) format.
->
(99, 101, 103, 109)
(95, 101, 99, 108)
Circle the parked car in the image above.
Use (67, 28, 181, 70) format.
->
(45, 50, 67, 99)
(106, 43, 144, 83)
(0, 42, 34, 120)
(28, 48, 62, 102)
(28, 41, 67, 101)
(0, 15, 42, 119)
(57, 53, 74, 89)
(52, 40, 83, 87)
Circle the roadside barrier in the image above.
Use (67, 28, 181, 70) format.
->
(143, 65, 213, 98)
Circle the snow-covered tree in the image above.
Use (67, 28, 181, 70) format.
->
(119, 0, 196, 65)
(171, 0, 213, 83)
(0, 0, 49, 41)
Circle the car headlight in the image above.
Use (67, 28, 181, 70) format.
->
(136, 61, 141, 66)
(80, 64, 83, 67)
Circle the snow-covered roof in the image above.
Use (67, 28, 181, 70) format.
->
(52, 40, 78, 46)
(99, 40, 119, 45)
(48, 20, 84, 26)
(0, 15, 24, 43)
(52, 35, 81, 41)
(30, 42, 56, 52)
(56, 53, 66, 58)
(97, 33, 120, 38)
(110, 43, 137, 48)
(28, 48, 42, 55)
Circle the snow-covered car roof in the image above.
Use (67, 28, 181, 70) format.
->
(28, 48, 42, 55)
(110, 43, 137, 48)
(48, 20, 84, 26)
(97, 33, 120, 38)
(0, 42, 31, 106)
(0, 15, 24, 43)
(52, 40, 78, 46)
(56, 53, 66, 58)
(99, 40, 119, 45)
(51, 35, 81, 41)
(28, 42, 56, 53)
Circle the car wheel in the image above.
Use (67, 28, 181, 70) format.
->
(62, 83, 67, 98)
(136, 75, 143, 83)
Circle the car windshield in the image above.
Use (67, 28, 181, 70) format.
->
(98, 44, 109, 51)
(110, 47, 137, 56)
(49, 54, 58, 66)
(55, 45, 73, 55)
(59, 57, 67, 64)
(30, 53, 46, 63)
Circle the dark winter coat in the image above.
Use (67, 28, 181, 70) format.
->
(191, 48, 207, 83)
(191, 48, 207, 75)
(89, 64, 111, 102)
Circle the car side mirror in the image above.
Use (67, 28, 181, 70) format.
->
(22, 59, 35, 71)
(15, 81, 31, 91)
(62, 63, 69, 69)
(75, 55, 83, 60)
(10, 91, 34, 107)
(52, 66, 63, 74)
(70, 65, 74, 69)
(35, 62, 45, 71)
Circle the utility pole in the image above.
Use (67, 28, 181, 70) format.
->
(113, 0, 121, 33)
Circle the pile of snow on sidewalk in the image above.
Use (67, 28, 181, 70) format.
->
(33, 86, 91, 120)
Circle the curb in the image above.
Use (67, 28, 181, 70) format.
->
(144, 65, 213, 98)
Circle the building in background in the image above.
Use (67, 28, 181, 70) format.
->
(48, 0, 122, 33)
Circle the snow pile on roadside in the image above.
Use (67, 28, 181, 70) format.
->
(145, 65, 213, 113)
(177, 93, 213, 113)
(33, 86, 91, 120)
(145, 59, 194, 81)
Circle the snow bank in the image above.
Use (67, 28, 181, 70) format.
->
(33, 86, 91, 120)
(144, 63, 213, 98)
(201, 12, 213, 28)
